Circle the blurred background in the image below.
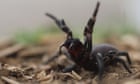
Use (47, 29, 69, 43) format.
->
(0, 0, 139, 38)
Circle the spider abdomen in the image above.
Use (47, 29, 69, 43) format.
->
(91, 44, 118, 56)
(87, 44, 119, 68)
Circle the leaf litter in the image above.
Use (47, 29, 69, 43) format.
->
(0, 34, 140, 84)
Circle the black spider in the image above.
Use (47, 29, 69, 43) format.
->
(45, 1, 132, 80)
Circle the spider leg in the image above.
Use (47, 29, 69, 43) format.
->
(44, 44, 71, 64)
(84, 1, 100, 52)
(62, 50, 78, 72)
(62, 64, 77, 72)
(44, 46, 77, 72)
(114, 57, 132, 73)
(43, 51, 62, 64)
(96, 53, 104, 80)
(117, 51, 132, 65)
(46, 13, 73, 39)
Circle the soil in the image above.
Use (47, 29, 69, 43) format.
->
(0, 34, 140, 84)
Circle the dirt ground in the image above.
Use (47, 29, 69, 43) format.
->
(0, 34, 140, 84)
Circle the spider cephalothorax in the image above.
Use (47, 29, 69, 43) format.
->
(45, 1, 132, 80)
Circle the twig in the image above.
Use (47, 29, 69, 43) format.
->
(0, 44, 25, 58)
(71, 71, 82, 80)
(1, 76, 21, 84)
(18, 46, 47, 58)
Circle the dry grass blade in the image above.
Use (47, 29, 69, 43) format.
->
(1, 76, 21, 84)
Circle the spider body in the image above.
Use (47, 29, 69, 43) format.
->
(78, 44, 119, 70)
(46, 1, 132, 80)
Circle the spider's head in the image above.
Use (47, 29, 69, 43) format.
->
(60, 38, 85, 59)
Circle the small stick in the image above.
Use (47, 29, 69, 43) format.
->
(0, 44, 25, 58)
(1, 76, 21, 84)
(72, 71, 82, 80)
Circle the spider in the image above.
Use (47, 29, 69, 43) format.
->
(45, 1, 132, 80)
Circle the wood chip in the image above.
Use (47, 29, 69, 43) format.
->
(36, 70, 54, 83)
(56, 71, 82, 80)
(1, 76, 21, 84)
(57, 72, 75, 79)
(0, 44, 25, 58)
(130, 51, 140, 63)
(123, 79, 140, 84)
(71, 71, 82, 80)
(0, 38, 15, 50)
(36, 70, 46, 80)
(131, 72, 140, 79)
(23, 75, 34, 80)
(1, 64, 24, 77)
(121, 35, 140, 50)
(38, 74, 53, 82)
(18, 46, 47, 58)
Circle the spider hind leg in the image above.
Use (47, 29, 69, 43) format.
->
(114, 57, 132, 73)
(117, 51, 132, 65)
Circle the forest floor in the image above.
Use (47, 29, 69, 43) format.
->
(0, 34, 140, 84)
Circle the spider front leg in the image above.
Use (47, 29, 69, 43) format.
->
(62, 51, 78, 72)
(84, 1, 100, 52)
(44, 48, 67, 64)
(46, 13, 73, 39)
(44, 51, 62, 64)
(44, 47, 77, 72)
(62, 64, 77, 72)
